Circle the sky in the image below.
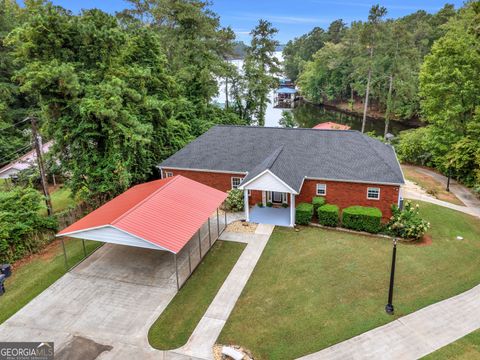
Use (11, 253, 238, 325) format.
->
(33, 0, 464, 43)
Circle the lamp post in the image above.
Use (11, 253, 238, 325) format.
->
(446, 170, 451, 192)
(385, 238, 397, 315)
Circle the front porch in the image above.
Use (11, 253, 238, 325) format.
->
(249, 205, 291, 227)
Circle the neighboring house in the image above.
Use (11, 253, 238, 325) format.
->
(159, 126, 404, 227)
(0, 141, 53, 179)
(313, 122, 351, 130)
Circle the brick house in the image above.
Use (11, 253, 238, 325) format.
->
(159, 125, 405, 227)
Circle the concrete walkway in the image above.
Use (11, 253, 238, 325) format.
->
(298, 284, 480, 360)
(172, 224, 274, 360)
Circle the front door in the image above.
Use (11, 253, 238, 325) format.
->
(272, 191, 283, 203)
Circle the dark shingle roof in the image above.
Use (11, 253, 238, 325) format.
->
(159, 125, 405, 192)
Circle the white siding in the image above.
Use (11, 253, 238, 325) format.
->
(241, 171, 293, 193)
(65, 226, 169, 251)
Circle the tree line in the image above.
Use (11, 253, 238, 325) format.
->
(0, 0, 280, 205)
(284, 4, 457, 124)
(285, 2, 480, 193)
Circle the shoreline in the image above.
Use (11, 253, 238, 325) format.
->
(301, 99, 422, 128)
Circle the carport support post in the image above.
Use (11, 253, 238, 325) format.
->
(208, 218, 212, 247)
(216, 208, 220, 236)
(224, 210, 227, 231)
(82, 239, 87, 258)
(174, 253, 179, 290)
(61, 238, 68, 270)
(198, 230, 202, 258)
(188, 246, 192, 274)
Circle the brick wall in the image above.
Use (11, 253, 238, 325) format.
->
(162, 168, 399, 221)
(297, 179, 399, 221)
(162, 168, 245, 193)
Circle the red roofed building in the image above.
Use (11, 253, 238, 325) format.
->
(57, 175, 228, 289)
(313, 122, 351, 130)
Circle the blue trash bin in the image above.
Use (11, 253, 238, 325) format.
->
(0, 274, 5, 296)
(0, 264, 11, 278)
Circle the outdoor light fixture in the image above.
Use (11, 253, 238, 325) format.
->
(385, 238, 397, 315)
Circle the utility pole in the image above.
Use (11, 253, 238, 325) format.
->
(30, 116, 53, 216)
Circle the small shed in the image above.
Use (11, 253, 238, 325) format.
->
(57, 175, 228, 289)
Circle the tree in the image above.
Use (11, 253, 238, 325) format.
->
(419, 4, 480, 137)
(7, 5, 178, 204)
(360, 5, 387, 133)
(242, 20, 280, 126)
(122, 0, 234, 104)
(279, 111, 295, 128)
(0, 0, 30, 166)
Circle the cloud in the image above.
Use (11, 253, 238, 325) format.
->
(230, 12, 333, 24)
(310, 0, 443, 11)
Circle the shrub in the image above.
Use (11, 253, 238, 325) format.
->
(296, 202, 314, 225)
(266, 202, 273, 207)
(0, 187, 58, 263)
(225, 189, 244, 212)
(281, 202, 288, 208)
(312, 196, 326, 212)
(317, 204, 339, 227)
(342, 206, 382, 233)
(387, 201, 430, 240)
(257, 202, 264, 207)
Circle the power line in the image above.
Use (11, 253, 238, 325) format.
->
(0, 117, 31, 133)
(0, 143, 33, 165)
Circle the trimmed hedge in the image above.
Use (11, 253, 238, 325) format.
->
(342, 206, 382, 233)
(312, 196, 326, 212)
(296, 202, 314, 225)
(317, 204, 339, 227)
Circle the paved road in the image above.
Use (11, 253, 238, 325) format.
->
(402, 166, 480, 218)
(174, 224, 274, 360)
(298, 284, 480, 360)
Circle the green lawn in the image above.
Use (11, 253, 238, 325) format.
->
(38, 186, 77, 215)
(422, 329, 480, 359)
(148, 240, 246, 350)
(0, 239, 101, 324)
(218, 201, 480, 359)
(50, 186, 76, 213)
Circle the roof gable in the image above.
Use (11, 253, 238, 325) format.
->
(240, 169, 297, 193)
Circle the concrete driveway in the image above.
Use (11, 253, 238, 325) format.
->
(0, 244, 179, 359)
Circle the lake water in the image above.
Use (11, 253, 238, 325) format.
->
(217, 52, 413, 136)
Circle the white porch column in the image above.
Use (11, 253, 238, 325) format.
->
(290, 193, 295, 227)
(244, 190, 250, 222)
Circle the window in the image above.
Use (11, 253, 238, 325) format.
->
(165, 171, 173, 178)
(316, 183, 327, 196)
(231, 177, 242, 189)
(367, 187, 380, 200)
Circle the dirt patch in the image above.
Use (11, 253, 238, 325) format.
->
(226, 220, 257, 233)
(55, 336, 112, 360)
(415, 234, 433, 247)
(402, 165, 465, 206)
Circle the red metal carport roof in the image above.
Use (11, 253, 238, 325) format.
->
(57, 176, 227, 253)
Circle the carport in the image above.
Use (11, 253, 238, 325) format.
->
(57, 175, 228, 290)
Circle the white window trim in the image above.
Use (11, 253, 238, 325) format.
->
(367, 187, 381, 200)
(316, 183, 327, 196)
(231, 177, 242, 189)
(165, 171, 173, 178)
